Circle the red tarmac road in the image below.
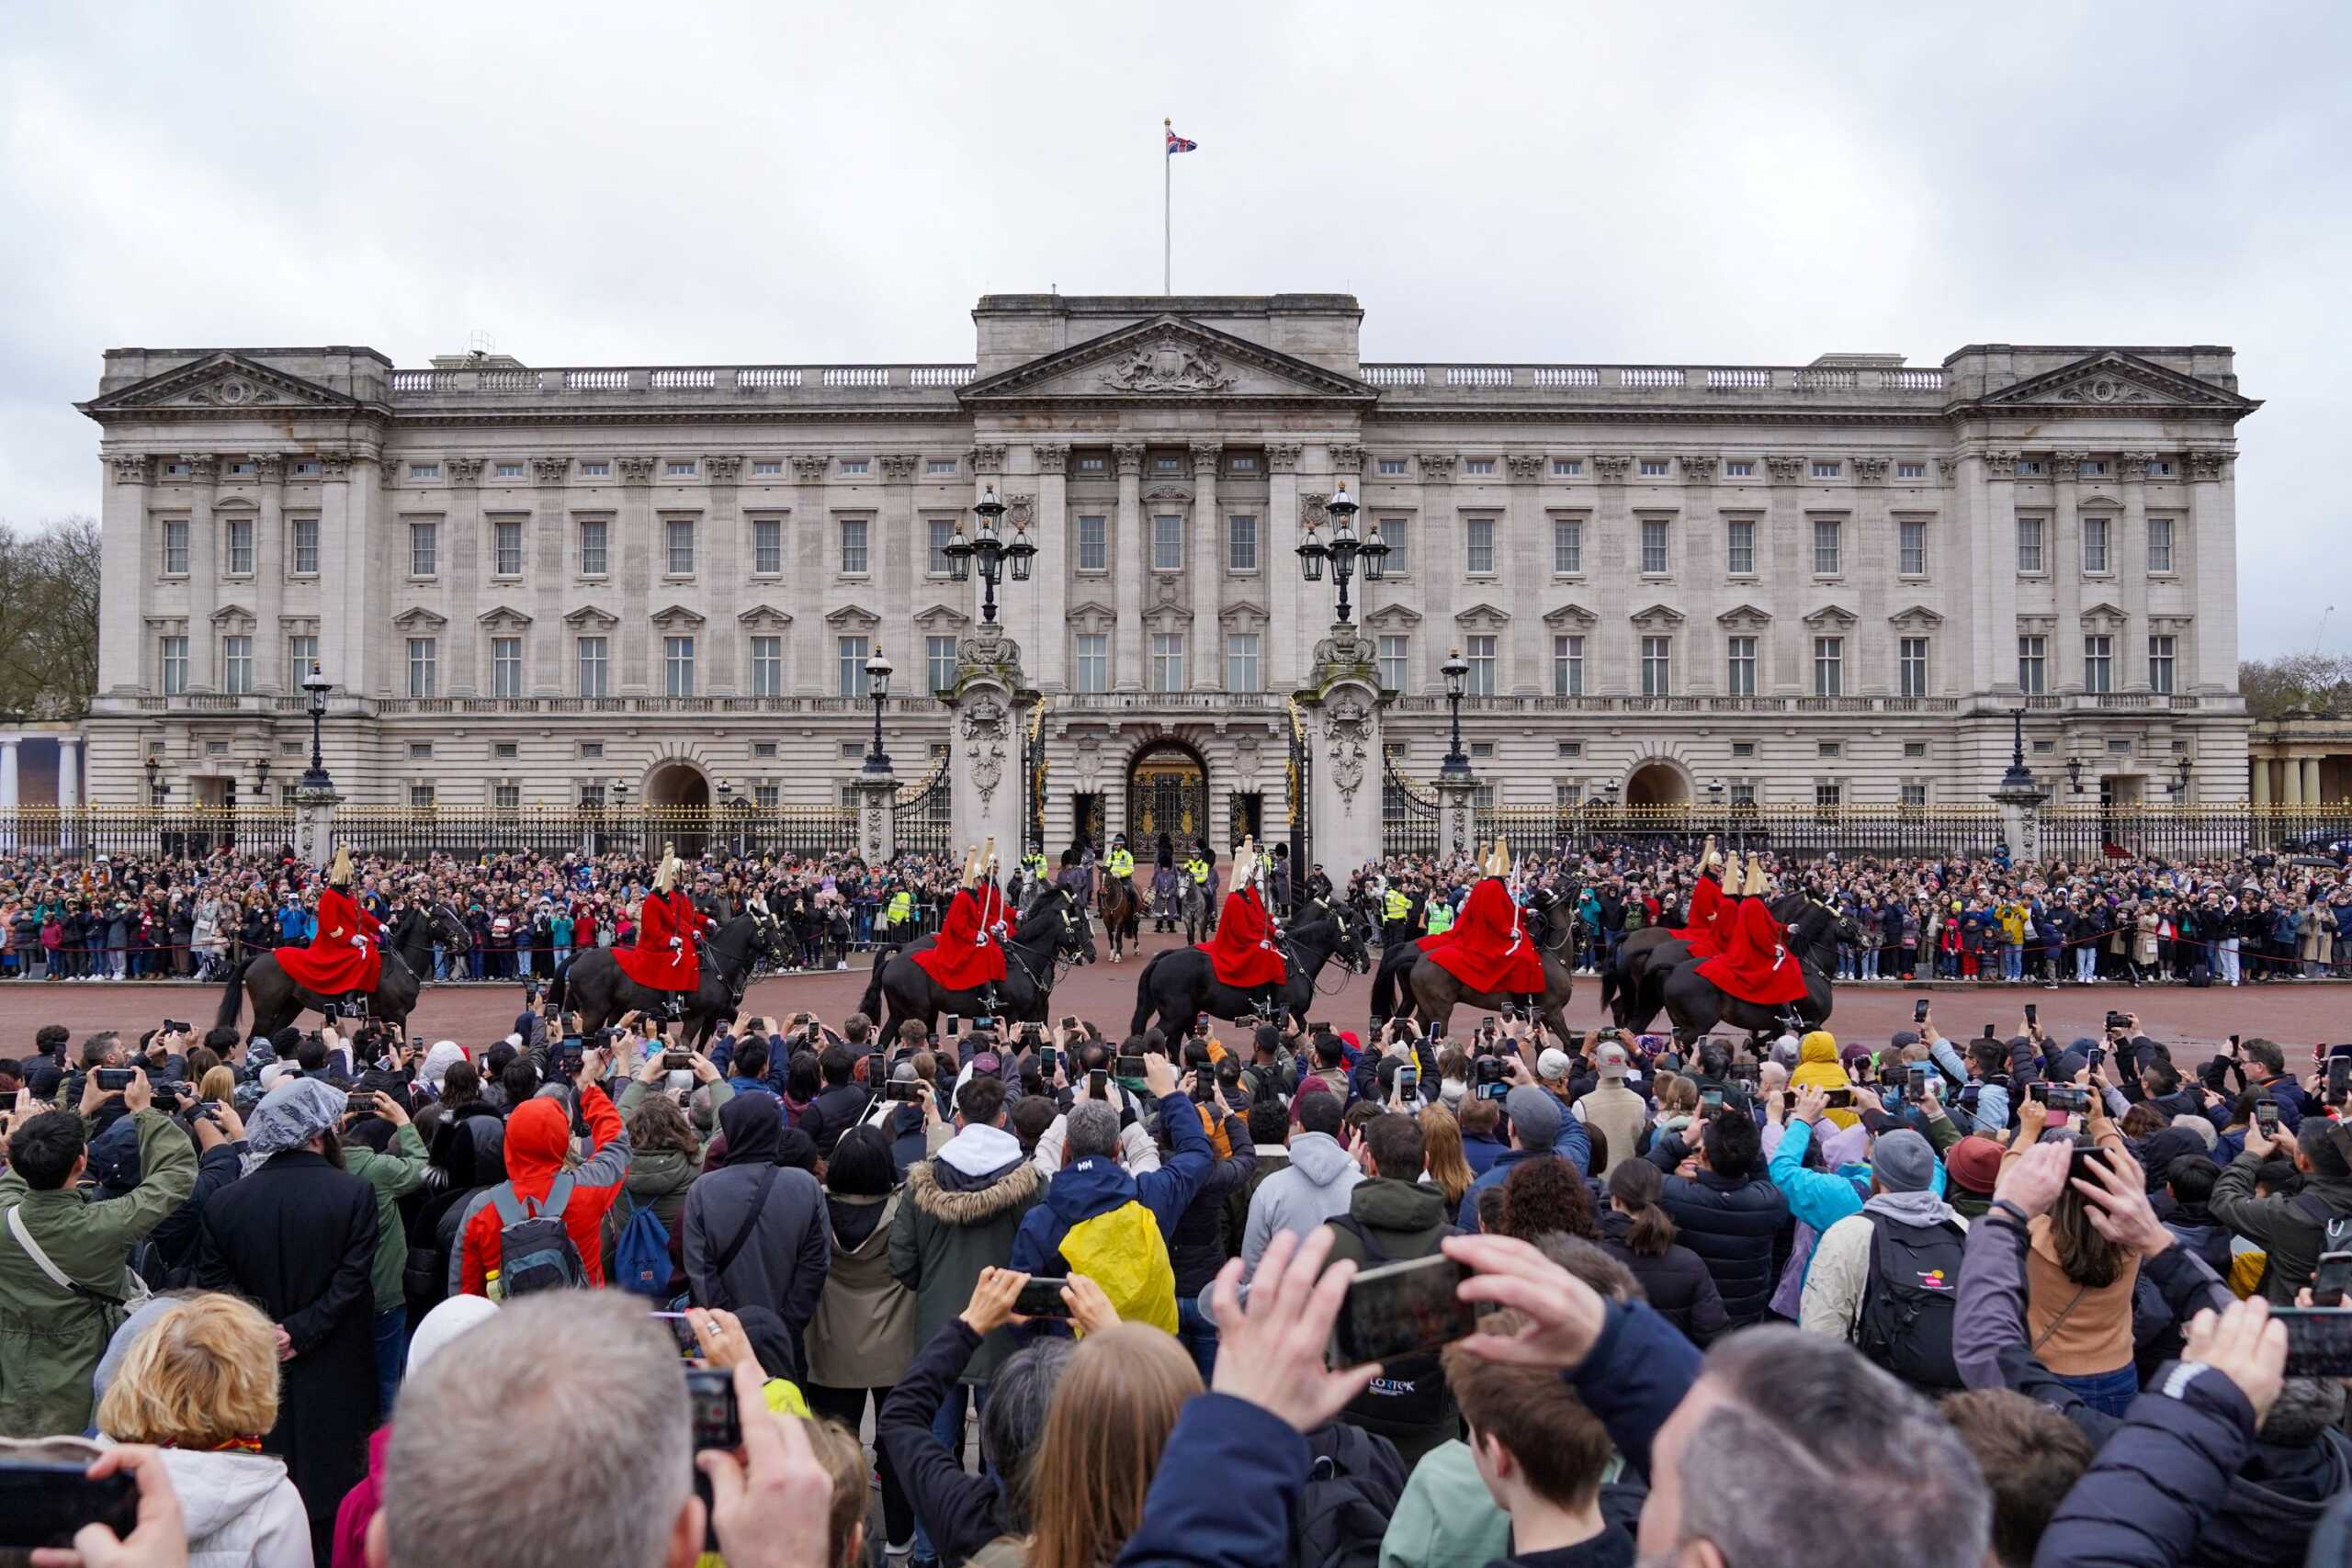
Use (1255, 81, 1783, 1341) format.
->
(2, 929, 2341, 1058)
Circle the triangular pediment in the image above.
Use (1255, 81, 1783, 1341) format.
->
(1543, 603, 1599, 628)
(824, 603, 880, 630)
(209, 602, 255, 626)
(1629, 604, 1686, 627)
(1803, 604, 1859, 628)
(477, 604, 533, 630)
(2081, 601, 2128, 623)
(1453, 602, 1510, 627)
(563, 604, 618, 629)
(737, 604, 792, 630)
(912, 603, 971, 630)
(650, 604, 706, 630)
(80, 353, 375, 418)
(391, 606, 447, 631)
(960, 316, 1376, 406)
(1889, 604, 1944, 627)
(1715, 603, 1773, 627)
(1363, 604, 1422, 631)
(1976, 351, 2256, 413)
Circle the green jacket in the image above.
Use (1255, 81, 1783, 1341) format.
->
(0, 1108, 198, 1438)
(344, 1122, 432, 1313)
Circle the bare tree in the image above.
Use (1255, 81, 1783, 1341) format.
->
(0, 516, 101, 718)
(2240, 652, 2352, 721)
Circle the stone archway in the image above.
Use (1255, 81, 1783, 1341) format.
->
(1624, 761, 1691, 809)
(644, 761, 711, 857)
(1126, 739, 1211, 858)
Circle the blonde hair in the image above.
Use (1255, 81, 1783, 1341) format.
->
(96, 1294, 280, 1446)
(198, 1066, 236, 1104)
(796, 1417, 867, 1568)
(1417, 1104, 1476, 1206)
(1023, 1324, 1201, 1568)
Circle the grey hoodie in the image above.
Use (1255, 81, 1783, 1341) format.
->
(1238, 1132, 1363, 1280)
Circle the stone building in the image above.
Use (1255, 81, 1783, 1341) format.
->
(75, 293, 2258, 851)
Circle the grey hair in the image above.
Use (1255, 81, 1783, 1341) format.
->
(1066, 1100, 1121, 1161)
(384, 1291, 691, 1568)
(981, 1337, 1076, 1529)
(2261, 1375, 2348, 1445)
(1674, 1327, 1989, 1568)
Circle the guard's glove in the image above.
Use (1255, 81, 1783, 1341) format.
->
(350, 934, 367, 949)
(669, 936, 683, 949)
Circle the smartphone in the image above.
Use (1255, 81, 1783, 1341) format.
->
(161, 1019, 189, 1035)
(1914, 998, 1930, 1024)
(2331, 1056, 2352, 1100)
(1037, 1044, 1059, 1077)
(1906, 1064, 1929, 1104)
(1700, 1085, 1724, 1117)
(1333, 1254, 1476, 1365)
(1396, 1066, 1420, 1100)
(558, 1038, 584, 1070)
(2088, 1045, 2107, 1073)
(1020, 1021, 1044, 1047)
(2024, 1003, 2038, 1028)
(1824, 1088, 1855, 1110)
(2030, 1082, 2090, 1114)
(1191, 1012, 1211, 1040)
(2314, 1253, 2352, 1309)
(883, 1081, 924, 1103)
(684, 1366, 741, 1450)
(195, 1100, 221, 1122)
(1014, 1276, 1074, 1318)
(2275, 1307, 2352, 1377)
(1061, 1016, 1078, 1032)
(945, 1016, 960, 1039)
(2105, 1010, 2131, 1033)
(93, 1067, 135, 1092)
(650, 1311, 699, 1359)
(0, 1458, 140, 1550)
(1088, 1066, 1108, 1099)
(1424, 1019, 1442, 1041)
(345, 1091, 378, 1116)
(663, 1050, 693, 1071)
(1981, 1023, 1996, 1042)
(2256, 1100, 2284, 1135)
(1114, 1052, 1147, 1079)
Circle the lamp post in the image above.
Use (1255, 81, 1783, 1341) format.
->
(944, 486, 1036, 626)
(863, 645, 895, 775)
(1440, 646, 1471, 778)
(298, 664, 334, 794)
(2064, 755, 2086, 796)
(1294, 480, 1386, 625)
(143, 755, 165, 807)
(2172, 756, 2193, 800)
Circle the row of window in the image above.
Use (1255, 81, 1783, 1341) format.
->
(2018, 634, 2181, 695)
(1372, 457, 1939, 481)
(2016, 514, 2175, 574)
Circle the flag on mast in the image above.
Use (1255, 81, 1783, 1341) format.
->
(1162, 118, 1196, 294)
(1165, 124, 1199, 154)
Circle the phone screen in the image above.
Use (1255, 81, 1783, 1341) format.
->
(1114, 1053, 1147, 1078)
(2256, 1100, 2283, 1133)
(0, 1461, 139, 1551)
(1824, 1088, 1854, 1110)
(650, 1311, 698, 1359)
(1914, 998, 1930, 1024)
(2023, 1003, 2038, 1027)
(1396, 1066, 1419, 1100)
(2313, 1253, 2352, 1308)
(1013, 1276, 1074, 1318)
(1333, 1254, 1476, 1365)
(2277, 1308, 2352, 1377)
(684, 1367, 741, 1451)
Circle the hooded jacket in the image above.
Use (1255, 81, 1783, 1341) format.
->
(888, 1122, 1046, 1385)
(683, 1094, 831, 1344)
(1789, 1033, 1860, 1128)
(458, 1082, 630, 1296)
(140, 1444, 311, 1568)
(2210, 1142, 2352, 1303)
(1008, 1089, 1216, 1332)
(1239, 1131, 1363, 1278)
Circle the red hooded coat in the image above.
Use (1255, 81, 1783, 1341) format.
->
(1199, 883, 1287, 988)
(1695, 896, 1811, 1007)
(615, 888, 702, 990)
(911, 884, 1010, 991)
(1668, 877, 1731, 960)
(274, 885, 382, 994)
(1427, 877, 1547, 994)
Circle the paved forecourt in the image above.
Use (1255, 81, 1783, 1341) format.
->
(1, 928, 2338, 1061)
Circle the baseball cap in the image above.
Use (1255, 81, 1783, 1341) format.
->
(1503, 1085, 1563, 1149)
(1537, 1048, 1571, 1082)
(1597, 1043, 1630, 1079)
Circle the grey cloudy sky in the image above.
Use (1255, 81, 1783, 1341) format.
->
(4, 0, 2346, 656)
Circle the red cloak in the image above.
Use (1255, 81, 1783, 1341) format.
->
(911, 886, 1009, 991)
(1428, 878, 1547, 995)
(1695, 897, 1810, 1007)
(1198, 884, 1287, 988)
(1669, 878, 1731, 960)
(275, 886, 383, 995)
(615, 888, 704, 991)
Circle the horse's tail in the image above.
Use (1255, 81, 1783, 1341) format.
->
(1131, 951, 1169, 1036)
(1369, 946, 1399, 1020)
(214, 955, 253, 1032)
(858, 949, 894, 1023)
(1596, 953, 1620, 1015)
(548, 954, 571, 1012)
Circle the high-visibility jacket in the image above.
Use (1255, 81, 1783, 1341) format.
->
(1106, 848, 1135, 880)
(1425, 898, 1455, 936)
(885, 890, 912, 927)
(1022, 852, 1047, 879)
(1185, 857, 1211, 886)
(1384, 887, 1412, 925)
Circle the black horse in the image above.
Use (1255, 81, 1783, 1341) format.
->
(1602, 892, 1849, 1033)
(1658, 896, 1849, 1045)
(215, 899, 471, 1041)
(1128, 898, 1372, 1037)
(858, 885, 1096, 1039)
(549, 914, 791, 1052)
(1366, 889, 1580, 1051)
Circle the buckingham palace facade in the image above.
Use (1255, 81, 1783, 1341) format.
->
(76, 291, 2258, 846)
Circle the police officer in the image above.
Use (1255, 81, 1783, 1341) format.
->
(1105, 833, 1136, 886)
(883, 879, 914, 939)
(1381, 875, 1414, 948)
(1184, 840, 1213, 933)
(1424, 885, 1456, 939)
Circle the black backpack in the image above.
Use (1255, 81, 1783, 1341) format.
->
(488, 1174, 588, 1299)
(1851, 1211, 1966, 1392)
(1328, 1214, 1462, 1431)
(1289, 1420, 1406, 1568)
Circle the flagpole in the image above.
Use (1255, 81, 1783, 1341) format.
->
(1162, 118, 1171, 295)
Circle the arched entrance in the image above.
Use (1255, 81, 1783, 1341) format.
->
(1127, 739, 1210, 855)
(644, 761, 711, 858)
(1624, 761, 1691, 810)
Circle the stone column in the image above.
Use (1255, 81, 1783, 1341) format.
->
(1678, 455, 1721, 691)
(2117, 453, 2152, 689)
(1849, 456, 1892, 690)
(530, 456, 571, 694)
(2251, 754, 2272, 807)
(58, 737, 80, 809)
(253, 456, 287, 693)
(1112, 444, 1146, 690)
(1434, 770, 1479, 860)
(1300, 626, 1385, 874)
(1268, 444, 1305, 686)
(2304, 757, 2323, 806)
(1190, 443, 1223, 688)
(944, 625, 1027, 854)
(2188, 450, 2237, 691)
(1505, 453, 1546, 694)
(854, 771, 899, 863)
(317, 453, 358, 690)
(2050, 453, 2085, 692)
(879, 453, 921, 676)
(790, 457, 830, 694)
(1762, 455, 1804, 691)
(2284, 754, 2306, 807)
(446, 457, 484, 694)
(0, 739, 18, 838)
(185, 456, 220, 691)
(616, 457, 657, 694)
(1028, 444, 1070, 691)
(100, 455, 150, 694)
(293, 784, 340, 870)
(704, 456, 745, 691)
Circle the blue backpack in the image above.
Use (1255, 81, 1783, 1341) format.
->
(609, 1190, 674, 1300)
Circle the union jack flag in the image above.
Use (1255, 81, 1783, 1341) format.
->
(1166, 126, 1198, 154)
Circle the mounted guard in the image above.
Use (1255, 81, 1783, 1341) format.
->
(1195, 835, 1286, 1021)
(1420, 838, 1546, 1019)
(911, 840, 1011, 1015)
(271, 846, 383, 1017)
(614, 844, 707, 1020)
(1694, 853, 1811, 1015)
(1667, 837, 1738, 961)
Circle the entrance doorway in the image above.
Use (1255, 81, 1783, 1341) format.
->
(644, 762, 710, 857)
(1127, 740, 1210, 856)
(1228, 791, 1263, 843)
(1623, 761, 1691, 809)
(1069, 793, 1106, 856)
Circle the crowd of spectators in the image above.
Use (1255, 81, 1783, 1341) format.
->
(6, 976, 2352, 1568)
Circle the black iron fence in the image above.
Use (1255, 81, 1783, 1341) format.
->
(1381, 758, 1439, 860)
(895, 763, 953, 860)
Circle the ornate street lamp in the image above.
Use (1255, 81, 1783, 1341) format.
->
(944, 486, 1036, 625)
(1294, 481, 1385, 624)
(298, 664, 334, 794)
(2064, 755, 2086, 795)
(1440, 646, 1471, 778)
(2172, 756, 2193, 799)
(143, 755, 166, 806)
(863, 645, 895, 775)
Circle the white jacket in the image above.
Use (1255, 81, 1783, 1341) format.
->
(151, 1447, 313, 1568)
